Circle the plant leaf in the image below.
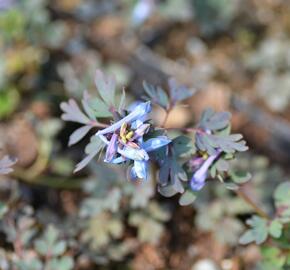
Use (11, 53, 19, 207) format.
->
(60, 99, 90, 124)
(143, 81, 169, 110)
(179, 190, 197, 206)
(196, 133, 248, 155)
(239, 230, 256, 245)
(68, 125, 93, 146)
(172, 135, 194, 156)
(95, 69, 116, 107)
(82, 91, 98, 120)
(274, 181, 290, 219)
(74, 136, 104, 172)
(269, 219, 283, 239)
(168, 78, 194, 104)
(240, 216, 269, 245)
(88, 97, 113, 118)
(198, 108, 231, 131)
(230, 171, 252, 184)
(157, 157, 186, 197)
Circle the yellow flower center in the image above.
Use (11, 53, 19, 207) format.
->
(120, 122, 134, 144)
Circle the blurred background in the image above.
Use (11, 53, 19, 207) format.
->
(0, 0, 290, 269)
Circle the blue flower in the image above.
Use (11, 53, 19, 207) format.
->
(190, 151, 220, 191)
(129, 136, 171, 180)
(96, 101, 171, 180)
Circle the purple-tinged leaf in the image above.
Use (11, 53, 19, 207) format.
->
(172, 135, 194, 156)
(199, 108, 231, 131)
(168, 78, 194, 104)
(88, 97, 112, 118)
(85, 136, 104, 155)
(171, 171, 185, 193)
(158, 159, 171, 186)
(196, 133, 248, 155)
(82, 91, 97, 120)
(74, 136, 104, 172)
(157, 157, 186, 196)
(74, 151, 98, 173)
(60, 99, 90, 124)
(68, 125, 93, 146)
(95, 69, 116, 107)
(118, 88, 126, 113)
(143, 81, 169, 110)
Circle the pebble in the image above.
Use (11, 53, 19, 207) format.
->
(192, 259, 220, 270)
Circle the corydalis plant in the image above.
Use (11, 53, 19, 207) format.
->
(60, 70, 171, 177)
(61, 70, 249, 205)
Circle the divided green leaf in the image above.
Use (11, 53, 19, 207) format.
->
(198, 108, 231, 131)
(143, 81, 170, 110)
(74, 136, 104, 173)
(274, 181, 290, 219)
(88, 96, 113, 118)
(196, 133, 248, 155)
(168, 78, 194, 104)
(158, 157, 187, 197)
(179, 190, 197, 206)
(239, 216, 268, 245)
(172, 135, 194, 156)
(95, 69, 116, 107)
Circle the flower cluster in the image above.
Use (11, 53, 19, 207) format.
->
(96, 101, 171, 180)
(61, 70, 249, 205)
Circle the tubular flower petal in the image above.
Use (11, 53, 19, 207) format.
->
(190, 151, 220, 191)
(130, 166, 138, 180)
(132, 123, 150, 140)
(96, 102, 151, 136)
(105, 133, 118, 162)
(142, 136, 171, 152)
(134, 160, 148, 180)
(118, 146, 149, 161)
